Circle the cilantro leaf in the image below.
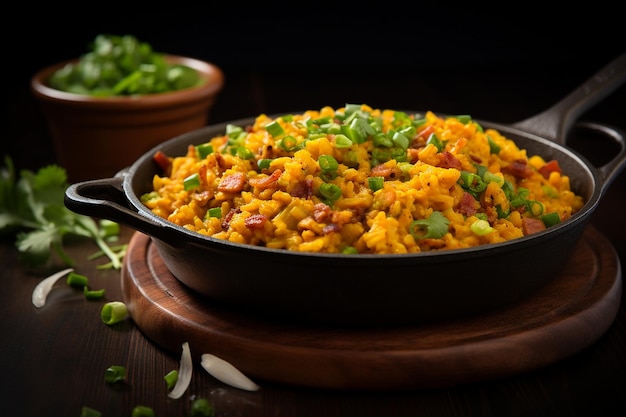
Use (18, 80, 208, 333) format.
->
(409, 211, 450, 240)
(1, 155, 124, 268)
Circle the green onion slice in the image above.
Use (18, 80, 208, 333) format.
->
(318, 155, 338, 172)
(80, 406, 102, 417)
(105, 365, 126, 384)
(470, 219, 494, 236)
(100, 301, 128, 325)
(191, 398, 214, 417)
(541, 212, 561, 227)
(131, 405, 155, 417)
(164, 370, 179, 390)
(67, 272, 89, 288)
(183, 173, 201, 191)
(84, 287, 106, 300)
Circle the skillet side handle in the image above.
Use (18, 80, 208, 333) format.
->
(576, 121, 626, 195)
(512, 53, 626, 144)
(64, 176, 168, 239)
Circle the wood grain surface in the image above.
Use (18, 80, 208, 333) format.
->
(121, 227, 622, 391)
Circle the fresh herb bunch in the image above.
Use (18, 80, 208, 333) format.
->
(0, 155, 124, 268)
(48, 34, 202, 97)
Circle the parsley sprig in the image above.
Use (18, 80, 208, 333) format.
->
(0, 155, 125, 269)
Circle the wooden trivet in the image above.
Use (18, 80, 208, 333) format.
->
(121, 226, 622, 390)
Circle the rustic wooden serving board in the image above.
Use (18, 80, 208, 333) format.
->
(121, 226, 622, 391)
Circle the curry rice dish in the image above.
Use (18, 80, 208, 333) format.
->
(140, 104, 584, 254)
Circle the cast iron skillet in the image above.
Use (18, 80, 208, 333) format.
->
(65, 54, 626, 326)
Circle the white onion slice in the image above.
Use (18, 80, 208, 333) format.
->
(32, 268, 74, 308)
(167, 341, 193, 399)
(200, 353, 260, 391)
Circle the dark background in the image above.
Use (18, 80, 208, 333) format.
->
(3, 5, 625, 259)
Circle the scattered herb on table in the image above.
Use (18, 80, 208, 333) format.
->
(0, 155, 125, 269)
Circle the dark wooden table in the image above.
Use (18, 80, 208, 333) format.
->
(1, 222, 625, 417)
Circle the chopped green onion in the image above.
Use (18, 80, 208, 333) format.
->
(459, 171, 487, 193)
(164, 370, 179, 390)
(509, 187, 530, 207)
(265, 120, 284, 137)
(542, 184, 559, 198)
(413, 117, 427, 127)
(236, 146, 255, 160)
(455, 115, 472, 124)
(426, 133, 444, 152)
(66, 272, 89, 288)
(80, 406, 102, 417)
(196, 143, 214, 159)
(191, 398, 214, 417)
(101, 301, 128, 325)
(541, 212, 561, 227)
(470, 219, 494, 235)
(319, 183, 342, 202)
(333, 134, 353, 148)
(183, 173, 201, 191)
(373, 132, 393, 148)
(206, 207, 222, 219)
(318, 155, 338, 172)
(322, 122, 342, 134)
(257, 158, 272, 170)
(482, 171, 504, 186)
(131, 405, 155, 417)
(391, 131, 410, 150)
(83, 287, 106, 300)
(487, 135, 501, 154)
(368, 176, 384, 191)
(342, 246, 358, 254)
(526, 200, 544, 216)
(226, 124, 244, 137)
(344, 103, 362, 116)
(475, 212, 488, 221)
(105, 365, 126, 384)
(279, 135, 297, 151)
(312, 116, 332, 125)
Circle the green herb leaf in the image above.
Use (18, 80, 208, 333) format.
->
(0, 155, 124, 268)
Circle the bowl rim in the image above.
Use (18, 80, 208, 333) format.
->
(30, 54, 224, 108)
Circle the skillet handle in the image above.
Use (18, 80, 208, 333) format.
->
(574, 121, 626, 195)
(64, 175, 172, 240)
(512, 53, 626, 144)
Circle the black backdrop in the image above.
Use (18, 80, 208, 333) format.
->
(3, 5, 625, 173)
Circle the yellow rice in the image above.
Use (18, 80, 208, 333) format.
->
(141, 104, 584, 254)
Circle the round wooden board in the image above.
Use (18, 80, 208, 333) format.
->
(121, 226, 622, 391)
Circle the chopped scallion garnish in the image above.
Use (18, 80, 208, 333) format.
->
(100, 301, 128, 325)
(105, 365, 126, 384)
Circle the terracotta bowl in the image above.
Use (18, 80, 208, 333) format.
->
(31, 55, 224, 182)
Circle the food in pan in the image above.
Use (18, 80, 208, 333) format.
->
(140, 104, 584, 254)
